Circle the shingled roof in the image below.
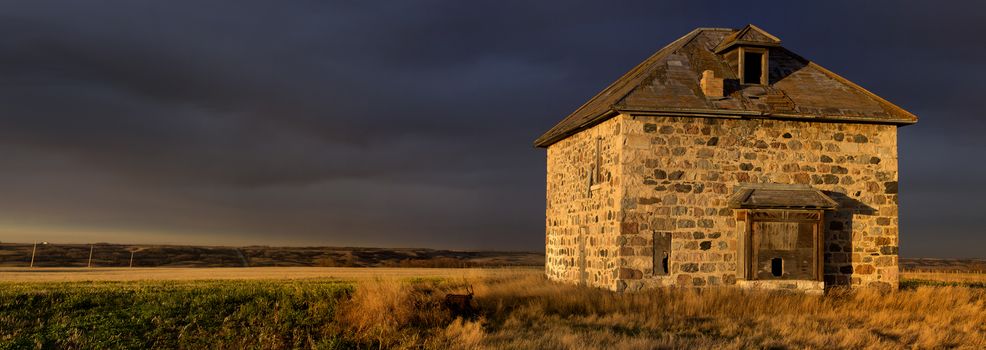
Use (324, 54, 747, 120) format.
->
(534, 25, 918, 147)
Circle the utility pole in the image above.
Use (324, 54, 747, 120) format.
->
(30, 241, 47, 268)
(88, 244, 94, 268)
(30, 241, 37, 268)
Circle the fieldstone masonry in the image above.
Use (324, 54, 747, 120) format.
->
(545, 117, 623, 289)
(545, 114, 899, 291)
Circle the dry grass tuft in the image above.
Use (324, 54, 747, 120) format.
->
(441, 318, 486, 349)
(336, 278, 456, 349)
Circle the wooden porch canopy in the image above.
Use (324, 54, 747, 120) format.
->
(727, 183, 838, 210)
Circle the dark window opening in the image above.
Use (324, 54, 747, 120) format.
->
(743, 52, 763, 84)
(653, 232, 671, 276)
(771, 258, 783, 277)
(594, 138, 602, 184)
(589, 138, 604, 188)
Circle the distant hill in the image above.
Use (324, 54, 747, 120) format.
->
(900, 258, 986, 273)
(0, 243, 544, 268)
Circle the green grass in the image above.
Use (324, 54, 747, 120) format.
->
(0, 280, 354, 349)
(899, 279, 986, 289)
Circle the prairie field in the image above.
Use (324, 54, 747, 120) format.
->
(1, 267, 985, 349)
(901, 270, 986, 285)
(0, 243, 543, 268)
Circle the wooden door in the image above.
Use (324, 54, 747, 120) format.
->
(748, 210, 823, 280)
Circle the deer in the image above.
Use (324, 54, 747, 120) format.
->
(444, 285, 475, 318)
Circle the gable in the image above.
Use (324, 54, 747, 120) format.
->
(534, 25, 918, 148)
(714, 24, 781, 53)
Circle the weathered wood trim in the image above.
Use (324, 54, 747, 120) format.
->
(748, 209, 823, 222)
(816, 210, 825, 282)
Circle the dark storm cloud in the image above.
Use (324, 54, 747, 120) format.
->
(0, 0, 984, 255)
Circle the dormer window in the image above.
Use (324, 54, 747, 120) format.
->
(714, 25, 779, 86)
(739, 46, 768, 85)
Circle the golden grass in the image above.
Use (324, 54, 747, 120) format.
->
(901, 270, 986, 283)
(340, 273, 986, 349)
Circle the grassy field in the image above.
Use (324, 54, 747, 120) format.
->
(0, 279, 352, 349)
(2, 268, 985, 349)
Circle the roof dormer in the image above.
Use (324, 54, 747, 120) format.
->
(715, 24, 781, 86)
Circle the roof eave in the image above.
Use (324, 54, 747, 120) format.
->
(533, 109, 619, 148)
(729, 204, 838, 210)
(534, 107, 917, 148)
(619, 108, 918, 125)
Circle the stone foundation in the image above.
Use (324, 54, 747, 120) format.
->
(736, 280, 825, 295)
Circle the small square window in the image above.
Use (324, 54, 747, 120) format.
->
(771, 257, 783, 277)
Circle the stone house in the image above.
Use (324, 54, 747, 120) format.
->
(535, 25, 917, 293)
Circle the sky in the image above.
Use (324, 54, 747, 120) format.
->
(0, 1, 983, 257)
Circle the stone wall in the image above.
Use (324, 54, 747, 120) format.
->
(545, 117, 624, 289)
(616, 114, 900, 291)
